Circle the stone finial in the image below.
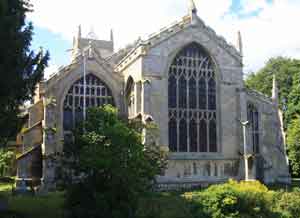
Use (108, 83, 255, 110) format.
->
(237, 31, 243, 56)
(189, 0, 198, 25)
(71, 25, 82, 61)
(110, 29, 114, 42)
(75, 25, 82, 50)
(88, 40, 93, 58)
(272, 74, 279, 106)
(189, 0, 197, 14)
(110, 29, 114, 52)
(77, 25, 82, 40)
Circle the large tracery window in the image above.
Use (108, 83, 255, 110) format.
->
(63, 74, 114, 131)
(168, 42, 217, 153)
(247, 104, 259, 153)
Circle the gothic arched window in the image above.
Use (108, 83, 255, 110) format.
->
(168, 42, 217, 152)
(125, 77, 135, 117)
(247, 104, 259, 153)
(63, 74, 114, 131)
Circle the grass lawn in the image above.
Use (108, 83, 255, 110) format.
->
(1, 179, 300, 218)
(1, 182, 64, 218)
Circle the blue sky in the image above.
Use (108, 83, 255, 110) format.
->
(31, 27, 71, 69)
(28, 0, 300, 78)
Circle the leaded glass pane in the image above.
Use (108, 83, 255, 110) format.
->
(168, 75, 177, 108)
(189, 78, 197, 109)
(169, 119, 177, 152)
(199, 120, 207, 152)
(198, 78, 206, 110)
(208, 79, 216, 110)
(168, 42, 217, 153)
(63, 108, 73, 131)
(209, 120, 217, 152)
(179, 119, 187, 152)
(247, 104, 259, 154)
(179, 76, 187, 108)
(190, 119, 197, 152)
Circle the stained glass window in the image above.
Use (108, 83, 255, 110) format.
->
(168, 42, 217, 152)
(247, 104, 259, 153)
(125, 77, 135, 117)
(63, 74, 114, 131)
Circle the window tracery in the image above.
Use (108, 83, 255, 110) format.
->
(247, 104, 259, 153)
(125, 77, 135, 117)
(168, 42, 217, 152)
(63, 74, 114, 131)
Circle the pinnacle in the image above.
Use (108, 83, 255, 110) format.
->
(189, 0, 197, 14)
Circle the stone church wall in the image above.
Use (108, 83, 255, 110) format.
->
(118, 23, 246, 183)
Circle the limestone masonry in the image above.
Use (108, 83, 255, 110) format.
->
(16, 1, 291, 189)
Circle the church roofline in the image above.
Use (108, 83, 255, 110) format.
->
(44, 45, 119, 91)
(241, 87, 274, 105)
(115, 13, 242, 72)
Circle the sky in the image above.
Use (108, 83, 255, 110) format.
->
(27, 0, 300, 79)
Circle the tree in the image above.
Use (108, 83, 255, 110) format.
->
(286, 71, 300, 125)
(246, 57, 300, 176)
(60, 105, 166, 218)
(0, 149, 14, 177)
(287, 117, 300, 177)
(0, 0, 49, 146)
(246, 57, 300, 127)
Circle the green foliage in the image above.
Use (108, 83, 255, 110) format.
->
(245, 57, 300, 121)
(60, 105, 166, 218)
(287, 117, 300, 176)
(184, 180, 278, 218)
(245, 57, 300, 176)
(0, 0, 49, 145)
(276, 190, 300, 218)
(0, 149, 14, 177)
(1, 179, 300, 218)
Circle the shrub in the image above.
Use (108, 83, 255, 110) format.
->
(184, 180, 279, 218)
(0, 149, 14, 177)
(276, 191, 300, 218)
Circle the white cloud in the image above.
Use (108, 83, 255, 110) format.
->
(28, 0, 300, 74)
(44, 64, 58, 79)
(240, 0, 269, 14)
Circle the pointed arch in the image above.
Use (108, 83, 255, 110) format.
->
(247, 103, 259, 153)
(63, 74, 114, 131)
(125, 76, 135, 117)
(168, 42, 218, 153)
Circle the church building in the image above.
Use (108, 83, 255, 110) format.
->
(16, 1, 290, 189)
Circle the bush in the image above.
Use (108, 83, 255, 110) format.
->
(184, 180, 279, 218)
(276, 190, 300, 218)
(0, 149, 14, 177)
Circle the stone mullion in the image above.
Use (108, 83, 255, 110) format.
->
(205, 71, 210, 152)
(185, 56, 190, 152)
(196, 57, 201, 153)
(176, 64, 180, 152)
(72, 85, 76, 128)
(196, 75, 200, 153)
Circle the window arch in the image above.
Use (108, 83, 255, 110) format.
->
(247, 103, 259, 153)
(63, 74, 114, 131)
(168, 42, 217, 152)
(125, 77, 135, 117)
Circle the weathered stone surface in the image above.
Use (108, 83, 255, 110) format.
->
(16, 7, 290, 189)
